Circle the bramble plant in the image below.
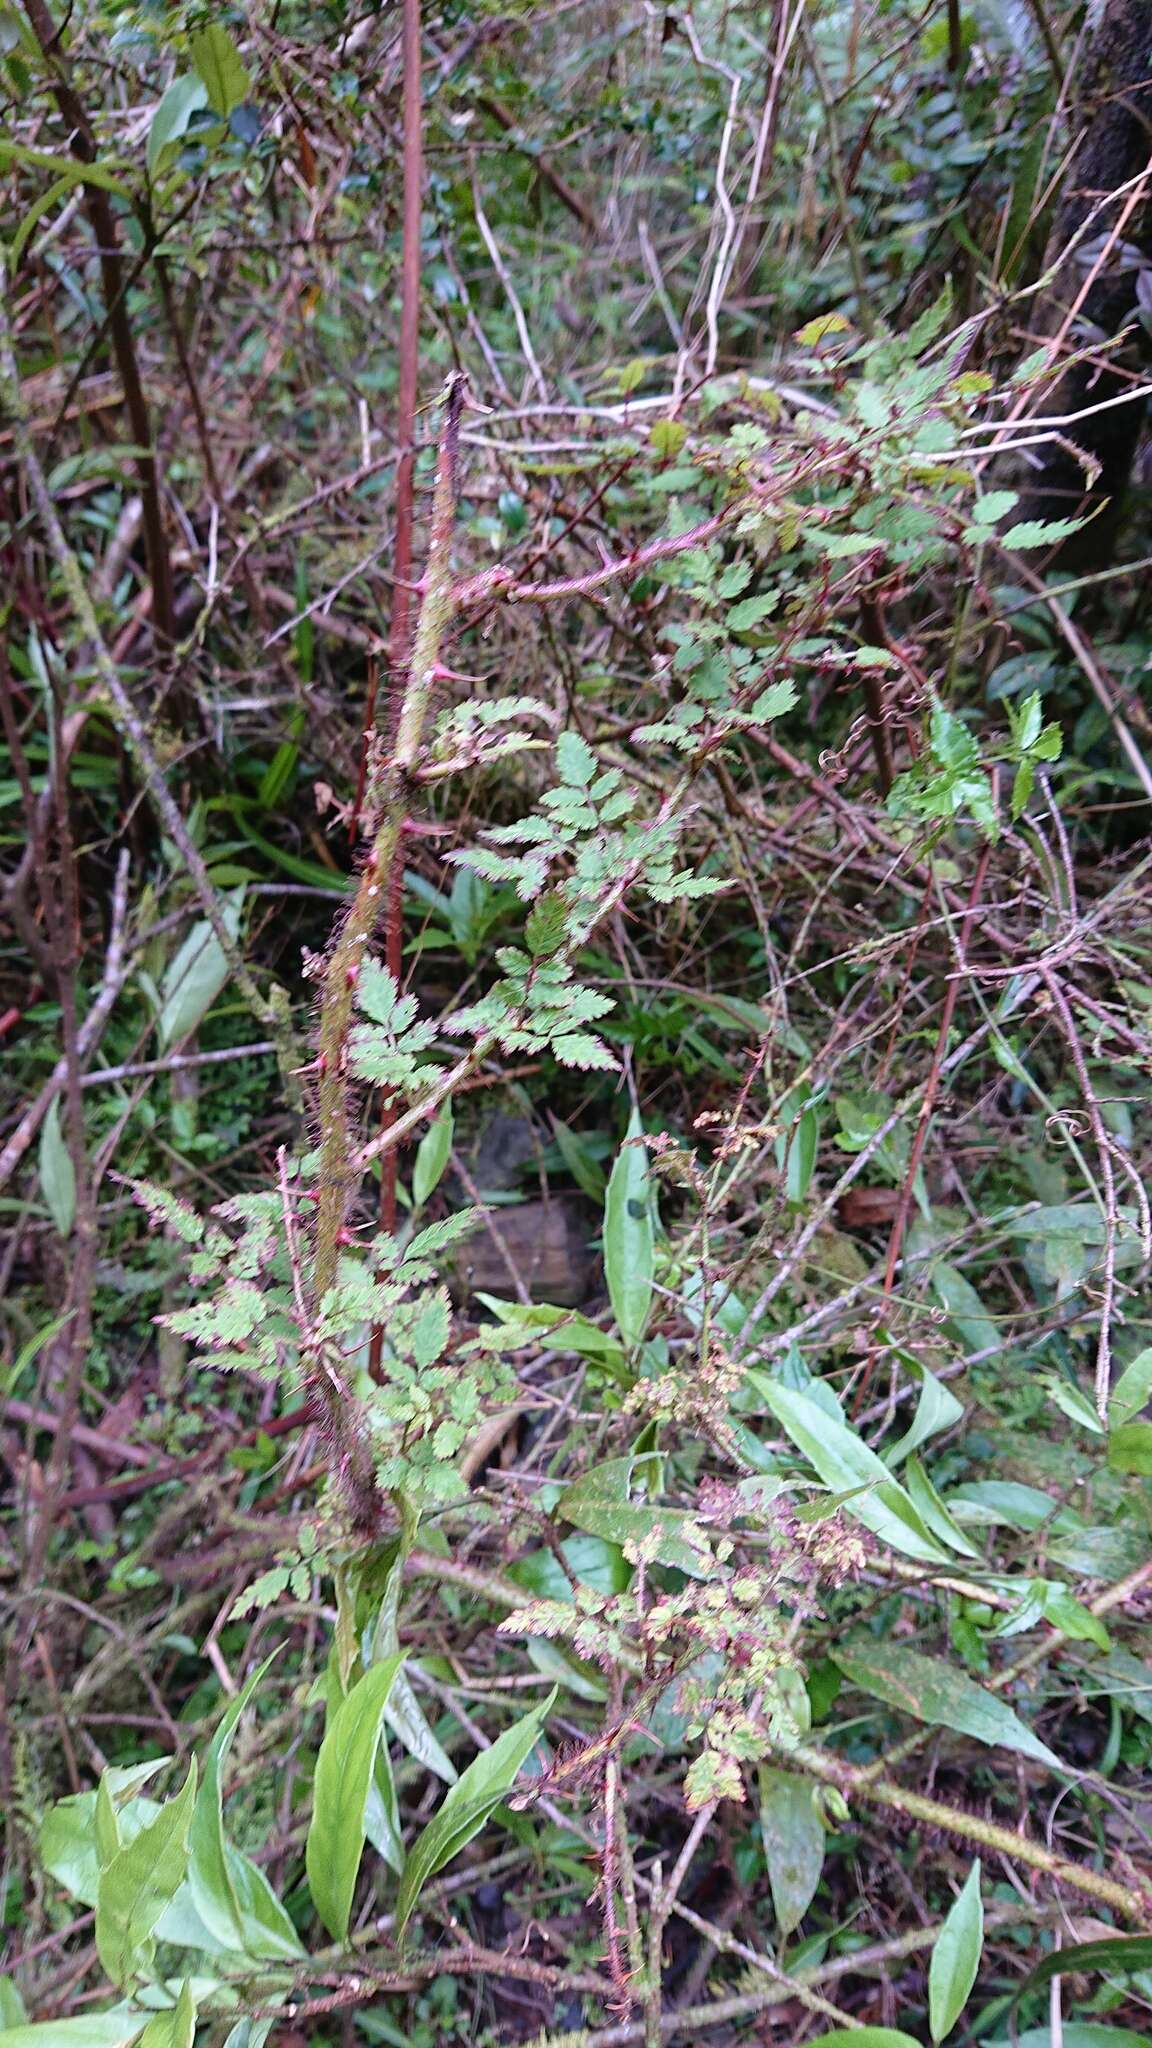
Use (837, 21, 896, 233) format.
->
(5, 4, 1152, 2046)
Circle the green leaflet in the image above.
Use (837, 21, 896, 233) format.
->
(306, 1653, 406, 1941)
(96, 1763, 197, 1987)
(751, 1376, 953, 1564)
(929, 1860, 983, 2041)
(832, 1641, 1063, 1770)
(395, 1689, 556, 1936)
(604, 1109, 654, 1348)
(412, 1103, 454, 1208)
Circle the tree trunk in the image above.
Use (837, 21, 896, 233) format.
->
(1000, 0, 1152, 566)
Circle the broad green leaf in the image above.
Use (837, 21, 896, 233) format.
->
(95, 1777, 120, 1867)
(366, 1553, 457, 1786)
(800, 2034, 921, 2048)
(137, 1982, 195, 2048)
(903, 1457, 981, 1560)
(306, 1653, 405, 1941)
(929, 1859, 982, 2041)
(478, 1300, 628, 1381)
(38, 1098, 76, 1237)
(604, 1109, 654, 1348)
(1043, 1374, 1105, 1435)
(42, 1769, 171, 1908)
(0, 2020, 148, 2048)
(96, 1762, 197, 1987)
(751, 1377, 952, 1564)
(1074, 1648, 1152, 1724)
(883, 1365, 964, 1469)
(187, 1652, 302, 1961)
(0, 1981, 26, 2029)
(758, 1768, 824, 1934)
(526, 1636, 608, 1701)
(189, 26, 250, 116)
(948, 1481, 1078, 1534)
(786, 1103, 819, 1204)
(1048, 1524, 1147, 1580)
(832, 1641, 1063, 1770)
(509, 1533, 632, 1601)
(558, 1458, 712, 1578)
(147, 76, 210, 178)
(1108, 1421, 1152, 1474)
(1110, 1348, 1152, 1427)
(394, 1689, 556, 1936)
(157, 892, 244, 1050)
(412, 1104, 453, 1208)
(931, 1263, 995, 1355)
(221, 2025, 274, 2048)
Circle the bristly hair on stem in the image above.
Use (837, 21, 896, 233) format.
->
(310, 376, 466, 1525)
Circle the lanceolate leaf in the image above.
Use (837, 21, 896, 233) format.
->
(604, 1109, 654, 1348)
(157, 891, 244, 1050)
(832, 1641, 1064, 1770)
(395, 1689, 556, 1936)
(189, 26, 251, 116)
(558, 1459, 712, 1577)
(1013, 1934, 1152, 1999)
(306, 1652, 406, 1941)
(136, 1982, 195, 2048)
(758, 1767, 825, 1934)
(0, 2020, 149, 2048)
(752, 1377, 953, 1564)
(38, 1097, 76, 1238)
(800, 2033, 921, 2048)
(1109, 1348, 1152, 1428)
(412, 1103, 454, 1208)
(147, 76, 210, 178)
(929, 1859, 983, 2041)
(186, 1652, 302, 1961)
(95, 1762, 197, 1987)
(991, 2029, 1148, 2048)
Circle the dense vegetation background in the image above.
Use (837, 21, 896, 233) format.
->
(2, 2, 1152, 2044)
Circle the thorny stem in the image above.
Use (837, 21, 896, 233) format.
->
(313, 377, 465, 1354)
(366, 0, 425, 1378)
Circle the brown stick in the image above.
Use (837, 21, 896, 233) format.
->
(21, 0, 175, 649)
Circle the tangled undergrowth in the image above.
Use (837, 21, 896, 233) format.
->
(2, 2, 1152, 2046)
